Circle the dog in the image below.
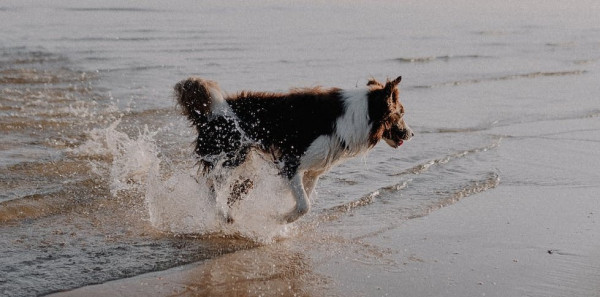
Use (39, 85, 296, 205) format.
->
(174, 76, 413, 224)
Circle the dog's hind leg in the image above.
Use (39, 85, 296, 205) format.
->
(283, 171, 311, 223)
(198, 159, 234, 223)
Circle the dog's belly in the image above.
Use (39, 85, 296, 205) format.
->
(298, 134, 368, 172)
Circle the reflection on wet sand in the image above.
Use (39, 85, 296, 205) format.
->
(175, 244, 321, 297)
(53, 242, 327, 297)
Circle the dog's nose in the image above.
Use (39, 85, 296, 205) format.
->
(411, 132, 415, 137)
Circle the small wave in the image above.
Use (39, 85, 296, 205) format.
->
(310, 138, 502, 231)
(0, 191, 68, 223)
(394, 56, 437, 63)
(0, 49, 116, 207)
(393, 55, 489, 64)
(0, 50, 68, 66)
(0, 175, 105, 223)
(352, 172, 500, 241)
(414, 70, 586, 89)
(96, 65, 175, 73)
(546, 42, 576, 48)
(499, 70, 586, 79)
(60, 36, 175, 43)
(573, 58, 598, 65)
(0, 68, 93, 85)
(64, 7, 163, 13)
(393, 137, 502, 176)
(414, 172, 500, 218)
(473, 30, 510, 35)
(315, 181, 410, 225)
(416, 126, 493, 134)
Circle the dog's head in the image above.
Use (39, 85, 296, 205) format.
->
(367, 76, 413, 148)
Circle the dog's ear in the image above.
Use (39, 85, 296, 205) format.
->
(383, 76, 402, 101)
(384, 76, 402, 89)
(367, 78, 383, 88)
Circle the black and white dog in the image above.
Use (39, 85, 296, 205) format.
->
(174, 76, 413, 223)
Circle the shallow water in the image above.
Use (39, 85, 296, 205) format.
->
(1, 0, 600, 296)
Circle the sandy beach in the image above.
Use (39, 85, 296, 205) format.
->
(52, 117, 600, 296)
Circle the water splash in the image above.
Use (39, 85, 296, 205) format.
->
(75, 119, 295, 243)
(144, 167, 220, 234)
(145, 151, 295, 243)
(74, 119, 159, 196)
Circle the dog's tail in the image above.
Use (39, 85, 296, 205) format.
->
(174, 77, 228, 123)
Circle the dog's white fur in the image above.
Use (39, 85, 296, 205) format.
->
(286, 89, 374, 222)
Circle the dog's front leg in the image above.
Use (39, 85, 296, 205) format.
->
(303, 170, 323, 199)
(283, 171, 310, 223)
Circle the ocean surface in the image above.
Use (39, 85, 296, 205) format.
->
(1, 0, 599, 296)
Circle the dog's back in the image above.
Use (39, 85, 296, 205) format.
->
(174, 78, 351, 177)
(227, 89, 346, 175)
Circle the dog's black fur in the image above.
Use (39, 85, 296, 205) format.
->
(175, 77, 412, 223)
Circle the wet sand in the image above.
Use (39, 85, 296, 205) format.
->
(52, 117, 600, 296)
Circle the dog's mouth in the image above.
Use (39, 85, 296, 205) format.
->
(384, 138, 403, 148)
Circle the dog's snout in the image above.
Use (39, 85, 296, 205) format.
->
(403, 126, 414, 141)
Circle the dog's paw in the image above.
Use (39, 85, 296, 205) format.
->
(276, 215, 294, 225)
(216, 208, 235, 224)
(279, 210, 304, 224)
(279, 202, 310, 224)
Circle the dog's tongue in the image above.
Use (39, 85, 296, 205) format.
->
(397, 140, 404, 147)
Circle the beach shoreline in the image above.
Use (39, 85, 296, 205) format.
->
(51, 118, 600, 296)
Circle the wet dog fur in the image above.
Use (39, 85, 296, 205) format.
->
(174, 76, 413, 223)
